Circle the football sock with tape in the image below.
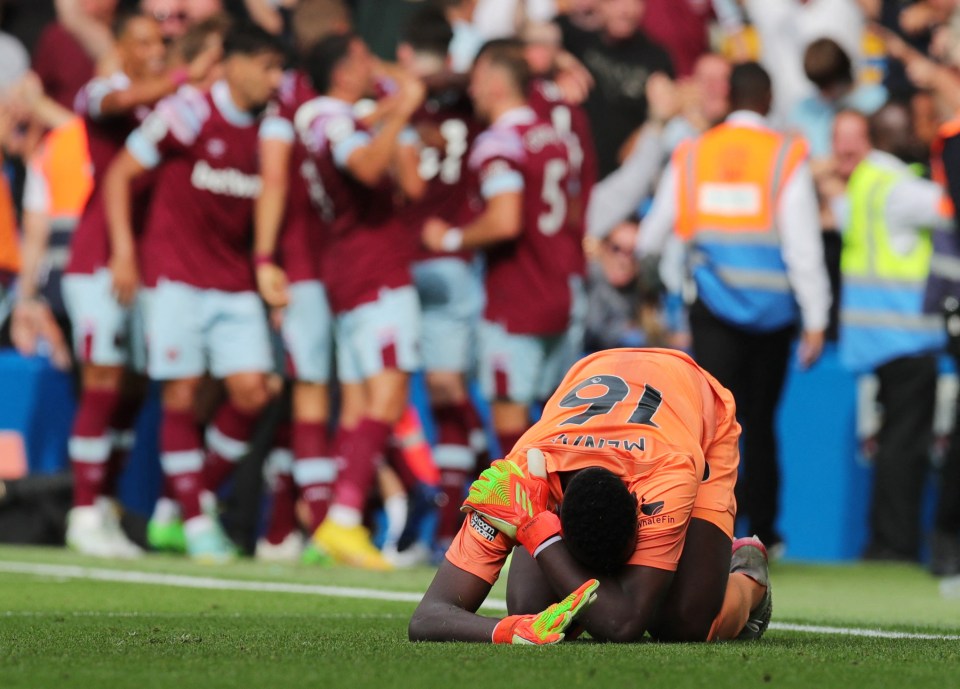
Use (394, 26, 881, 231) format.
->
(432, 403, 473, 541)
(160, 409, 205, 521)
(330, 417, 391, 514)
(264, 424, 297, 545)
(293, 420, 335, 531)
(69, 388, 120, 508)
(203, 402, 257, 491)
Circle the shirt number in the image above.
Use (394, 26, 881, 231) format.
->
(538, 158, 568, 235)
(419, 118, 468, 184)
(557, 375, 663, 428)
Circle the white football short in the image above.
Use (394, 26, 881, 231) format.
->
(141, 279, 273, 380)
(336, 284, 421, 383)
(62, 268, 145, 370)
(412, 256, 483, 373)
(478, 275, 586, 404)
(281, 280, 333, 383)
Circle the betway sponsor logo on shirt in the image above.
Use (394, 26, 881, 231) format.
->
(190, 160, 261, 198)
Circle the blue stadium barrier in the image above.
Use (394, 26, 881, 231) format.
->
(774, 343, 871, 560)
(0, 351, 76, 474)
(0, 351, 163, 517)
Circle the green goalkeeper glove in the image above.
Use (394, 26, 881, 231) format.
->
(460, 452, 550, 539)
(492, 579, 600, 645)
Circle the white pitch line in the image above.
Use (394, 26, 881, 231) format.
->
(3, 560, 960, 640)
(768, 622, 960, 640)
(0, 560, 444, 605)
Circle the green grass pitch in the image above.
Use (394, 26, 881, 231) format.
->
(2, 545, 959, 689)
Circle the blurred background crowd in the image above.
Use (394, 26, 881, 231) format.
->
(2, 0, 960, 578)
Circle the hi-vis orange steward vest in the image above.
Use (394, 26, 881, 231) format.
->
(672, 121, 808, 331)
(0, 167, 19, 280)
(35, 117, 93, 219)
(31, 117, 93, 279)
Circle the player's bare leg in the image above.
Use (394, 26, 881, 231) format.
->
(314, 370, 408, 569)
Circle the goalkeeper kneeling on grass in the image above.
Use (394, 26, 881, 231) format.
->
(409, 348, 772, 644)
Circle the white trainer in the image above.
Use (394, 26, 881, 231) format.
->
(97, 497, 144, 559)
(255, 530, 305, 563)
(382, 541, 432, 569)
(66, 506, 119, 558)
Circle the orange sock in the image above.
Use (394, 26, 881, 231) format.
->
(707, 573, 765, 641)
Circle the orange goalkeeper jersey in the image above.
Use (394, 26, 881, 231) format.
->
(446, 348, 740, 583)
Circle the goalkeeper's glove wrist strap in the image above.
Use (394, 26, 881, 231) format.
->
(517, 510, 562, 556)
(533, 534, 563, 558)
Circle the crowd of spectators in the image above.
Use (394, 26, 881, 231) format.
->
(2, 0, 960, 576)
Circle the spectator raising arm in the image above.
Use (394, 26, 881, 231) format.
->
(55, 0, 117, 68)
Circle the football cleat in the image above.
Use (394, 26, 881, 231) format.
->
(300, 542, 335, 567)
(312, 519, 393, 571)
(255, 530, 304, 563)
(731, 535, 773, 641)
(148, 518, 187, 553)
(184, 515, 236, 565)
(96, 497, 143, 559)
(382, 541, 432, 569)
(66, 506, 121, 558)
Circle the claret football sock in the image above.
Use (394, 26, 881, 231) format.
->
(160, 409, 205, 521)
(330, 417, 392, 514)
(432, 403, 474, 541)
(292, 420, 336, 531)
(203, 402, 258, 491)
(264, 427, 298, 546)
(69, 388, 121, 508)
(103, 392, 141, 497)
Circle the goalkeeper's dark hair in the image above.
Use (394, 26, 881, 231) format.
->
(560, 467, 638, 575)
(305, 32, 355, 95)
